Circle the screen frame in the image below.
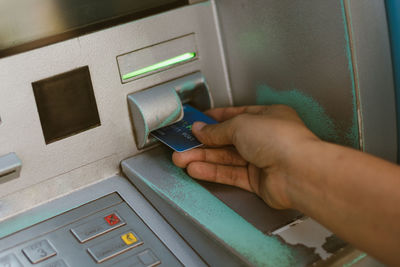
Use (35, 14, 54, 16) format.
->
(0, 0, 188, 59)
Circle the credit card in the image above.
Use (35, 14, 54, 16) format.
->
(151, 104, 217, 152)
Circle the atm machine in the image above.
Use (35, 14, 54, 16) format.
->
(0, 0, 396, 266)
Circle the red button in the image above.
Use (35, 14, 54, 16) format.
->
(104, 213, 120, 226)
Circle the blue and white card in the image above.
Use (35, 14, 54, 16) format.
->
(151, 104, 217, 152)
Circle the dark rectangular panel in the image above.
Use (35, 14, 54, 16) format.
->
(32, 66, 101, 144)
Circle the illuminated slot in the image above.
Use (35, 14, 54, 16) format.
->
(122, 52, 196, 80)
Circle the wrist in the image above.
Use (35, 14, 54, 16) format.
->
(284, 138, 327, 211)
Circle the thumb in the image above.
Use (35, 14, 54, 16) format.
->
(192, 120, 235, 146)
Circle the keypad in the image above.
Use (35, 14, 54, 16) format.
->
(0, 193, 182, 266)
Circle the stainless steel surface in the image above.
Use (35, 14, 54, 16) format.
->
(112, 249, 162, 267)
(70, 211, 126, 243)
(43, 259, 68, 267)
(345, 0, 397, 161)
(199, 181, 302, 234)
(127, 72, 212, 149)
(122, 146, 331, 266)
(0, 153, 22, 184)
(1, 194, 183, 266)
(87, 230, 143, 263)
(117, 34, 198, 83)
(136, 250, 161, 266)
(189, 0, 207, 3)
(0, 176, 205, 267)
(125, 147, 301, 234)
(0, 254, 23, 267)
(214, 0, 359, 147)
(21, 240, 57, 264)
(0, 1, 391, 266)
(122, 147, 258, 266)
(128, 86, 183, 149)
(0, 0, 188, 58)
(0, 2, 230, 205)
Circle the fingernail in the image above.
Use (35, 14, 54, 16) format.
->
(192, 121, 206, 132)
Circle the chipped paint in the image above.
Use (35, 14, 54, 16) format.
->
(146, 163, 297, 266)
(322, 235, 347, 254)
(123, 148, 319, 266)
(257, 85, 340, 143)
(275, 217, 333, 260)
(248, 1, 360, 149)
(256, 82, 359, 147)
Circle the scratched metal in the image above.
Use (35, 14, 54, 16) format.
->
(214, 0, 359, 147)
(122, 146, 321, 266)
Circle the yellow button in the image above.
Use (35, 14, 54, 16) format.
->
(121, 232, 137, 245)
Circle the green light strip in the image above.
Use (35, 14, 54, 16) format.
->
(122, 52, 196, 80)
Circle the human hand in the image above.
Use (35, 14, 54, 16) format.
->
(172, 105, 321, 209)
(175, 105, 400, 265)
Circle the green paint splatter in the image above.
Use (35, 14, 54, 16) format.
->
(257, 85, 339, 142)
(178, 81, 197, 93)
(340, 0, 360, 149)
(342, 253, 367, 267)
(345, 120, 359, 148)
(160, 162, 299, 267)
(125, 148, 317, 266)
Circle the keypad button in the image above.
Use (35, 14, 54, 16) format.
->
(111, 249, 161, 267)
(87, 230, 143, 263)
(121, 232, 137, 245)
(104, 213, 121, 226)
(71, 211, 125, 243)
(22, 239, 56, 264)
(138, 250, 161, 267)
(42, 259, 68, 267)
(0, 254, 23, 267)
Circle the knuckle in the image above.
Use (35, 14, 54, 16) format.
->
(230, 114, 250, 145)
(172, 152, 184, 167)
(197, 125, 213, 143)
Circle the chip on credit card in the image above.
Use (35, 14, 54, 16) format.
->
(151, 104, 218, 152)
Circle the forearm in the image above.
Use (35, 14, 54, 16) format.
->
(288, 141, 400, 265)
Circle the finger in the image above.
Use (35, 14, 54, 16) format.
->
(172, 148, 247, 168)
(187, 162, 253, 192)
(205, 106, 268, 122)
(192, 113, 256, 146)
(191, 120, 235, 146)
